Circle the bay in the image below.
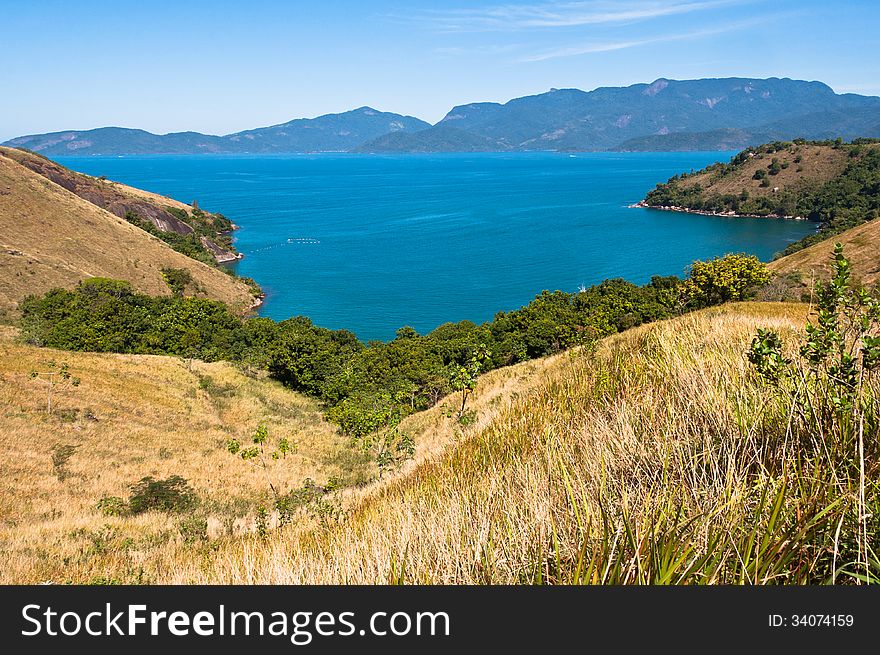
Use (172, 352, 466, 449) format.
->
(56, 152, 815, 341)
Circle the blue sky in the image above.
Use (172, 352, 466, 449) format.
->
(2, 0, 878, 141)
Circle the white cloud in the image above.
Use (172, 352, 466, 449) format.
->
(518, 16, 770, 61)
(412, 0, 748, 33)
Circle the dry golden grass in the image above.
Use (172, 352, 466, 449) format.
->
(769, 216, 880, 288)
(681, 144, 856, 200)
(0, 325, 557, 583)
(0, 328, 362, 583)
(0, 146, 196, 215)
(2, 301, 820, 584)
(0, 148, 254, 319)
(6, 300, 872, 585)
(146, 302, 812, 584)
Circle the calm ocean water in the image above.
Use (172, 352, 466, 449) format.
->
(57, 152, 815, 341)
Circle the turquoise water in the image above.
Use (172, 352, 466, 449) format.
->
(57, 152, 815, 341)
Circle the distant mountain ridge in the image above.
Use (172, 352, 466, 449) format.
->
(4, 107, 431, 156)
(7, 77, 880, 154)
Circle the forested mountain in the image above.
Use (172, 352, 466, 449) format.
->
(3, 108, 430, 155)
(7, 78, 880, 154)
(363, 78, 880, 152)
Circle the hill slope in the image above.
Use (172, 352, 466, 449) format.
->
(14, 301, 834, 584)
(767, 216, 880, 292)
(224, 106, 431, 152)
(0, 323, 559, 583)
(614, 107, 880, 151)
(353, 124, 510, 153)
(641, 139, 880, 255)
(642, 141, 856, 214)
(0, 327, 362, 583)
(0, 149, 256, 317)
(1, 147, 240, 262)
(1, 128, 229, 156)
(165, 300, 875, 584)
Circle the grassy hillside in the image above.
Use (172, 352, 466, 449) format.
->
(9, 297, 875, 585)
(766, 216, 880, 296)
(656, 142, 852, 204)
(1, 146, 242, 264)
(641, 139, 880, 258)
(0, 149, 257, 319)
(0, 325, 556, 583)
(0, 326, 354, 583)
(160, 301, 873, 584)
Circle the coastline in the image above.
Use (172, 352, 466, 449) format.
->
(630, 200, 811, 221)
(212, 224, 245, 263)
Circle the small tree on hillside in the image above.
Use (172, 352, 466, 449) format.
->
(226, 424, 296, 502)
(161, 267, 193, 297)
(449, 344, 492, 417)
(746, 244, 880, 581)
(325, 391, 414, 471)
(29, 360, 80, 414)
(680, 253, 770, 309)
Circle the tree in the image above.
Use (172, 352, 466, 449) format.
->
(29, 360, 80, 414)
(160, 267, 193, 297)
(227, 425, 296, 502)
(680, 253, 770, 309)
(326, 390, 414, 473)
(128, 475, 195, 514)
(51, 443, 79, 481)
(449, 344, 491, 417)
(394, 326, 419, 340)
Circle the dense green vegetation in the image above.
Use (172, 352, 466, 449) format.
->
(123, 210, 261, 297)
(680, 253, 771, 307)
(644, 139, 880, 257)
(123, 211, 218, 266)
(167, 204, 236, 252)
(19, 255, 768, 437)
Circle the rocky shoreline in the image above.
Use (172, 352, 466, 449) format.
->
(630, 200, 810, 221)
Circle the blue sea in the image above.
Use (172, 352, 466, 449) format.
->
(57, 152, 815, 341)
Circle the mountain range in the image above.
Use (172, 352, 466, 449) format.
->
(6, 77, 880, 155)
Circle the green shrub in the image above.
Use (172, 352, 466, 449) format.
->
(197, 375, 236, 397)
(457, 409, 478, 427)
(96, 496, 128, 517)
(747, 244, 880, 582)
(680, 253, 771, 308)
(128, 475, 196, 514)
(51, 443, 78, 481)
(178, 516, 208, 543)
(160, 267, 194, 297)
